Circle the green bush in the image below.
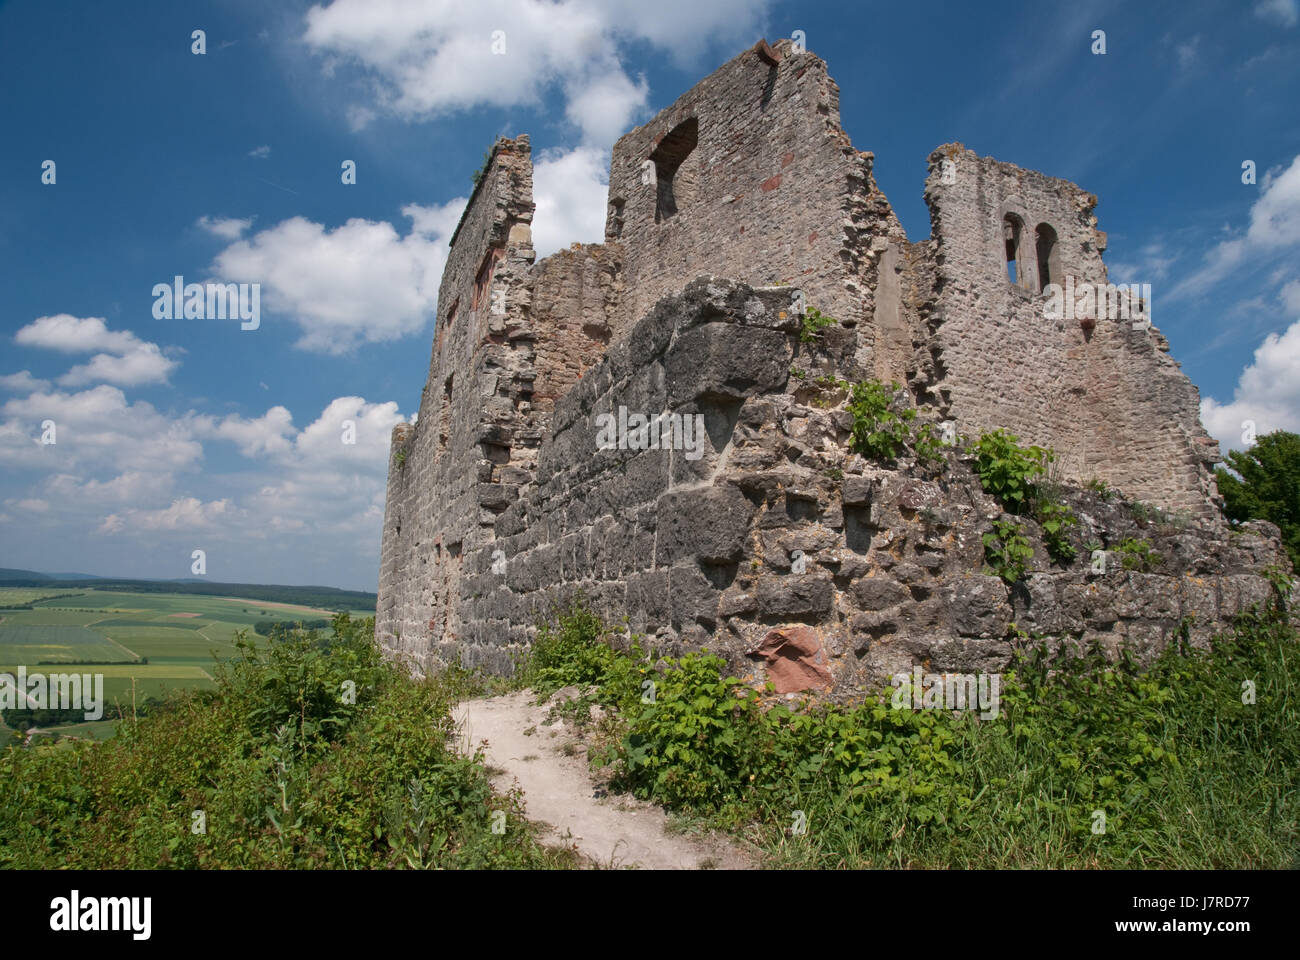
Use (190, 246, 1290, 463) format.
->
(0, 614, 571, 869)
(1116, 537, 1162, 572)
(972, 429, 1049, 513)
(846, 380, 915, 461)
(983, 517, 1034, 583)
(973, 430, 1079, 566)
(799, 306, 837, 343)
(531, 598, 1300, 869)
(1216, 430, 1300, 570)
(1035, 492, 1079, 564)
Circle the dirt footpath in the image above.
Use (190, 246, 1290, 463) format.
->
(453, 690, 754, 870)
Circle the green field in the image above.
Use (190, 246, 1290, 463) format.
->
(0, 624, 130, 663)
(1, 588, 371, 742)
(0, 588, 86, 608)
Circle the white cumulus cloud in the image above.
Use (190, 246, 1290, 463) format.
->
(16, 315, 141, 355)
(208, 200, 465, 353)
(0, 371, 51, 393)
(301, 0, 770, 147)
(531, 146, 610, 257)
(1200, 318, 1300, 452)
(197, 215, 253, 240)
(1256, 0, 1298, 28)
(13, 315, 178, 387)
(1173, 154, 1300, 299)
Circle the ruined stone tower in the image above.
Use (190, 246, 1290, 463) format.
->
(376, 40, 1287, 689)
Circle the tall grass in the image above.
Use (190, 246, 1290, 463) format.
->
(528, 601, 1300, 869)
(0, 614, 574, 869)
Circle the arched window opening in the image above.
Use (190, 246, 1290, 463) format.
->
(1003, 214, 1025, 286)
(650, 117, 699, 223)
(1035, 223, 1059, 292)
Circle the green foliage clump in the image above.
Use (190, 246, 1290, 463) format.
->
(0, 614, 571, 869)
(1035, 492, 1079, 564)
(846, 380, 916, 461)
(534, 600, 1300, 869)
(515, 601, 657, 723)
(516, 604, 619, 697)
(983, 517, 1034, 583)
(254, 618, 329, 637)
(799, 306, 837, 343)
(1086, 477, 1116, 500)
(912, 422, 947, 470)
(1116, 537, 1162, 572)
(621, 653, 767, 808)
(972, 429, 1049, 513)
(1215, 430, 1300, 571)
(974, 430, 1080, 568)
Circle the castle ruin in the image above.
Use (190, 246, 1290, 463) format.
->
(376, 40, 1288, 691)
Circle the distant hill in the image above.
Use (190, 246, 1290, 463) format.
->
(0, 570, 376, 611)
(0, 568, 54, 581)
(0, 568, 104, 581)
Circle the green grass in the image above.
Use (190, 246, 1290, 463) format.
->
(105, 631, 237, 662)
(520, 597, 1300, 869)
(0, 614, 576, 869)
(9, 609, 112, 625)
(0, 589, 299, 739)
(0, 624, 132, 663)
(26, 719, 120, 743)
(94, 617, 208, 630)
(0, 588, 85, 608)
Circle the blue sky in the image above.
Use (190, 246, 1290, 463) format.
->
(2, 0, 1299, 590)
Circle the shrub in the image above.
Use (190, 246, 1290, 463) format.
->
(0, 614, 571, 869)
(1035, 492, 1079, 564)
(1216, 430, 1300, 570)
(972, 429, 1049, 513)
(846, 380, 915, 461)
(540, 602, 1300, 869)
(1116, 537, 1162, 572)
(983, 517, 1034, 583)
(799, 306, 837, 343)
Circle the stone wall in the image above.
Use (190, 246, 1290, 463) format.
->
(378, 135, 542, 667)
(396, 277, 1290, 690)
(376, 40, 1286, 691)
(915, 145, 1222, 516)
(605, 37, 910, 385)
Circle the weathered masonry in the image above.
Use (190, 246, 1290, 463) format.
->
(377, 39, 1289, 690)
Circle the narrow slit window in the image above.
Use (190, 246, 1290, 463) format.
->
(1003, 214, 1025, 287)
(1035, 223, 1059, 293)
(438, 375, 453, 451)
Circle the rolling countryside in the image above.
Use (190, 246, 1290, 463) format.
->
(0, 587, 374, 742)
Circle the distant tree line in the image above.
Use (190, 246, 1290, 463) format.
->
(254, 619, 330, 637)
(0, 592, 85, 609)
(0, 577, 376, 612)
